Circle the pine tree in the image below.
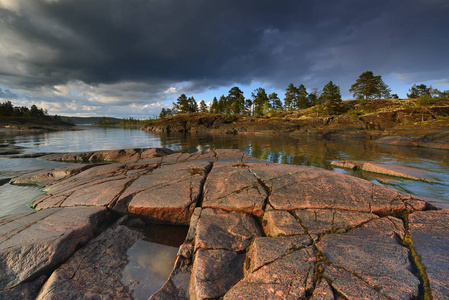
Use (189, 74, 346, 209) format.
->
(295, 84, 309, 109)
(407, 84, 431, 98)
(284, 83, 297, 110)
(349, 71, 391, 100)
(210, 97, 218, 113)
(269, 92, 283, 110)
(252, 88, 269, 116)
(308, 88, 321, 106)
(199, 100, 208, 112)
(322, 81, 342, 114)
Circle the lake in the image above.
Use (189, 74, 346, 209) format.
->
(1, 125, 448, 218)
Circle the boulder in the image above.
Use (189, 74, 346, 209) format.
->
(2, 148, 446, 299)
(375, 131, 449, 150)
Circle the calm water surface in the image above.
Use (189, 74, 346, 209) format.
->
(1, 126, 448, 218)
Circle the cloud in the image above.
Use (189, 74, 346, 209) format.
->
(0, 0, 448, 115)
(0, 88, 18, 99)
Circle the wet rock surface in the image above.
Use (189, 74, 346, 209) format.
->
(1, 147, 448, 299)
(375, 130, 449, 150)
(331, 159, 434, 182)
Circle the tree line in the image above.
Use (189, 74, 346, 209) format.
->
(160, 71, 449, 119)
(0, 101, 56, 119)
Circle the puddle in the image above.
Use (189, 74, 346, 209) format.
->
(122, 222, 189, 299)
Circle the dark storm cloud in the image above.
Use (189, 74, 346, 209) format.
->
(0, 0, 448, 97)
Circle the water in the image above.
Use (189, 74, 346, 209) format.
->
(122, 223, 188, 299)
(1, 126, 448, 217)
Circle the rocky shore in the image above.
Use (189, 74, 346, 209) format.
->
(142, 99, 449, 150)
(0, 117, 75, 134)
(1, 148, 448, 299)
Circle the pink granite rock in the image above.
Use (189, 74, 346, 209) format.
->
(262, 210, 304, 237)
(194, 208, 262, 252)
(36, 225, 144, 300)
(190, 249, 245, 299)
(318, 217, 420, 299)
(224, 247, 316, 299)
(245, 235, 312, 275)
(295, 208, 378, 239)
(408, 210, 449, 299)
(0, 207, 107, 292)
(203, 165, 267, 217)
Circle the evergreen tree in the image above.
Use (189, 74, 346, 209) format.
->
(407, 84, 431, 98)
(245, 99, 253, 116)
(231, 95, 245, 114)
(227, 86, 245, 114)
(321, 81, 342, 114)
(308, 88, 321, 106)
(199, 100, 208, 112)
(295, 84, 309, 109)
(269, 92, 283, 110)
(349, 71, 391, 100)
(0, 101, 14, 116)
(210, 97, 218, 113)
(174, 94, 197, 113)
(217, 95, 227, 114)
(252, 87, 269, 116)
(187, 97, 198, 113)
(284, 83, 297, 110)
(432, 89, 449, 99)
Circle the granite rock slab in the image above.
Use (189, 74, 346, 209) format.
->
(0, 207, 107, 294)
(36, 224, 144, 300)
(408, 210, 449, 299)
(1, 148, 448, 299)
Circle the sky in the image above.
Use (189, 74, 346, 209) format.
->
(0, 0, 448, 118)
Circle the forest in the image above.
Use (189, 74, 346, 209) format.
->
(160, 71, 449, 119)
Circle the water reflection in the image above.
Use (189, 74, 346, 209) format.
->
(0, 126, 165, 154)
(122, 240, 178, 299)
(122, 222, 188, 299)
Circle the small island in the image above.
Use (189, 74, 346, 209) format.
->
(0, 101, 74, 133)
